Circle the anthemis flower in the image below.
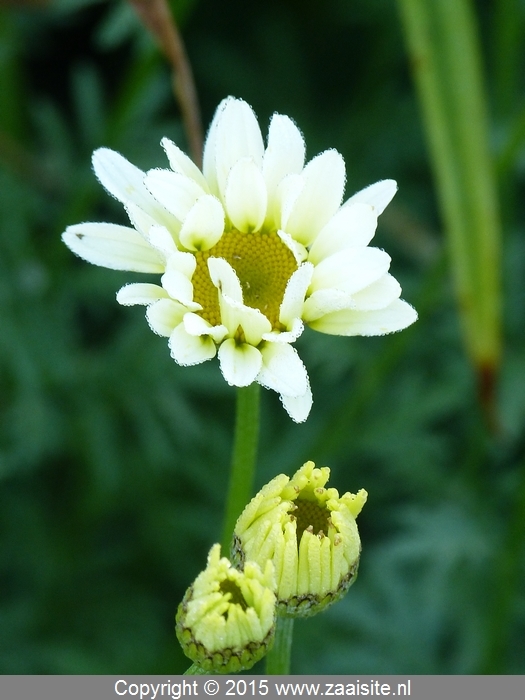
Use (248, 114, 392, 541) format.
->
(63, 97, 417, 422)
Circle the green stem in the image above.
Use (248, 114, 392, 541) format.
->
(265, 616, 294, 674)
(221, 383, 261, 555)
(396, 0, 502, 394)
(182, 385, 261, 675)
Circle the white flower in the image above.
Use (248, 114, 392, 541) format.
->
(62, 97, 417, 422)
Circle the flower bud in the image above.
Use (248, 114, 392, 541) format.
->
(176, 544, 276, 673)
(232, 461, 367, 617)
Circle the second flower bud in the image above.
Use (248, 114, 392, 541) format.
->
(232, 461, 367, 617)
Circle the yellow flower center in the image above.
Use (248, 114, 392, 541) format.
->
(294, 497, 330, 543)
(192, 229, 298, 330)
(219, 579, 248, 617)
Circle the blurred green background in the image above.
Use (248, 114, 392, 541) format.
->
(1, 0, 524, 675)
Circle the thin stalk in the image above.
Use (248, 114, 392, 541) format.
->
(266, 616, 294, 674)
(127, 0, 203, 166)
(221, 384, 261, 555)
(183, 385, 260, 676)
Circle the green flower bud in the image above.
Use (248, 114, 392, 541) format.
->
(232, 461, 367, 618)
(176, 544, 276, 673)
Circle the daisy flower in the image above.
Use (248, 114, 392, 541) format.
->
(63, 97, 416, 422)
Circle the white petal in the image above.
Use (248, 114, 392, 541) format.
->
(277, 229, 308, 265)
(224, 157, 267, 233)
(217, 292, 272, 344)
(258, 343, 308, 397)
(264, 114, 305, 186)
(116, 283, 168, 306)
(344, 179, 397, 215)
(161, 251, 198, 308)
(146, 225, 179, 258)
(280, 382, 313, 423)
(279, 262, 313, 327)
(183, 313, 228, 343)
(276, 172, 304, 229)
(218, 338, 262, 387)
(169, 323, 217, 365)
(308, 203, 378, 265)
(310, 247, 391, 296)
(146, 298, 186, 335)
(309, 298, 418, 336)
(179, 194, 225, 251)
(208, 257, 243, 303)
(161, 137, 209, 191)
(282, 150, 346, 247)
(352, 273, 401, 310)
(202, 97, 229, 196)
(302, 289, 355, 322)
(93, 148, 146, 202)
(214, 98, 265, 200)
(263, 114, 305, 225)
(92, 148, 177, 228)
(161, 273, 198, 308)
(124, 208, 179, 260)
(144, 169, 205, 222)
(262, 317, 304, 343)
(124, 202, 157, 239)
(63, 222, 164, 273)
(234, 303, 272, 345)
(166, 248, 197, 277)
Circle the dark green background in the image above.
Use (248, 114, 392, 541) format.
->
(1, 0, 524, 674)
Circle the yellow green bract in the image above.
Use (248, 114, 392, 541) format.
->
(232, 461, 367, 617)
(176, 544, 276, 673)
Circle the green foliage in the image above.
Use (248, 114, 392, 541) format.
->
(398, 0, 502, 375)
(1, 0, 524, 675)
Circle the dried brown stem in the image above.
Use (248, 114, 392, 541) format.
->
(128, 0, 203, 167)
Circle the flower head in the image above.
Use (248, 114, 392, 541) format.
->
(176, 544, 276, 673)
(63, 97, 417, 422)
(232, 461, 366, 618)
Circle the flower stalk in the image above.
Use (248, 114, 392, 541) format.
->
(127, 0, 202, 165)
(221, 383, 261, 553)
(265, 616, 295, 675)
